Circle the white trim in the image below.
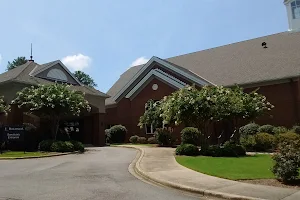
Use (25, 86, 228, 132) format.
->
(125, 69, 186, 99)
(145, 124, 154, 134)
(29, 60, 82, 85)
(113, 56, 212, 102)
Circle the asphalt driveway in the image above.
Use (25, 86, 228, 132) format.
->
(0, 147, 210, 200)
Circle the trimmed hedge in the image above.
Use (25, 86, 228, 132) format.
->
(258, 124, 275, 135)
(239, 123, 259, 136)
(147, 137, 157, 144)
(276, 132, 300, 145)
(39, 140, 54, 151)
(200, 142, 246, 157)
(240, 135, 256, 151)
(71, 140, 85, 152)
(176, 144, 199, 156)
(254, 133, 276, 152)
(129, 135, 139, 144)
(137, 137, 147, 144)
(273, 126, 288, 135)
(107, 125, 127, 143)
(155, 128, 174, 147)
(292, 125, 300, 134)
(181, 127, 201, 146)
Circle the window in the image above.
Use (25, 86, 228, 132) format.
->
(144, 99, 159, 134)
(291, 1, 300, 19)
(47, 69, 68, 81)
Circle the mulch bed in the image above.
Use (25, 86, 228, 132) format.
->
(240, 179, 300, 189)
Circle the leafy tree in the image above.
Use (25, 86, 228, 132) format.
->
(12, 84, 91, 139)
(74, 71, 97, 87)
(138, 99, 163, 129)
(7, 56, 27, 71)
(0, 96, 9, 114)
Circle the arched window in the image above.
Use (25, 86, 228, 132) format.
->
(47, 69, 68, 81)
(291, 1, 300, 19)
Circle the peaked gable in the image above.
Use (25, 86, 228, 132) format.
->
(30, 60, 81, 85)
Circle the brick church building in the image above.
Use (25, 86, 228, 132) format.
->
(105, 0, 300, 141)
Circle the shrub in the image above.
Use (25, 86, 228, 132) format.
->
(108, 125, 127, 143)
(276, 132, 300, 145)
(292, 125, 300, 134)
(176, 144, 199, 156)
(137, 137, 147, 144)
(258, 124, 275, 135)
(147, 137, 157, 144)
(50, 141, 74, 152)
(254, 133, 276, 152)
(154, 128, 174, 147)
(39, 140, 54, 152)
(273, 126, 288, 135)
(239, 123, 260, 136)
(272, 140, 300, 183)
(64, 141, 74, 152)
(71, 140, 85, 153)
(129, 135, 139, 144)
(105, 129, 111, 143)
(223, 141, 246, 157)
(240, 135, 256, 151)
(180, 127, 201, 146)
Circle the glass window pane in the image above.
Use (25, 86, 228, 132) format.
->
(296, 0, 300, 5)
(292, 1, 296, 7)
(295, 7, 300, 18)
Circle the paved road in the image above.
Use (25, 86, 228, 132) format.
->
(0, 147, 212, 200)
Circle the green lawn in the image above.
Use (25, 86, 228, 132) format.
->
(0, 151, 50, 158)
(176, 154, 275, 180)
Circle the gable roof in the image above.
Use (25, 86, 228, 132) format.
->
(0, 61, 109, 98)
(106, 31, 300, 105)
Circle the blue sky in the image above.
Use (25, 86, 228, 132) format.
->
(0, 0, 288, 92)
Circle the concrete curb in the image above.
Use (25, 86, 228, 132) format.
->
(0, 151, 81, 160)
(116, 145, 266, 200)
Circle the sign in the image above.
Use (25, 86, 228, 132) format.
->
(2, 126, 25, 142)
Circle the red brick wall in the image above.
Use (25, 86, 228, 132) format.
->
(106, 78, 300, 142)
(245, 80, 300, 128)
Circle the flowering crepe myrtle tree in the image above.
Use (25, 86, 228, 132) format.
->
(12, 84, 91, 139)
(0, 96, 9, 115)
(157, 85, 274, 140)
(138, 99, 163, 129)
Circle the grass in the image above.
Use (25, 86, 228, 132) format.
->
(0, 151, 50, 158)
(176, 154, 275, 180)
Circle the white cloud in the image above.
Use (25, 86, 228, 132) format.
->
(62, 54, 92, 71)
(130, 57, 149, 67)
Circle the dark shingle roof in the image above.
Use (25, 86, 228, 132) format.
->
(106, 31, 300, 105)
(0, 61, 109, 98)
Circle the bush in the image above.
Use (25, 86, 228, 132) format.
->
(276, 132, 300, 145)
(147, 137, 157, 144)
(181, 127, 201, 146)
(50, 141, 74, 152)
(254, 133, 276, 152)
(292, 125, 300, 134)
(240, 135, 256, 151)
(108, 125, 127, 143)
(129, 135, 139, 144)
(137, 137, 147, 144)
(258, 124, 275, 135)
(176, 144, 199, 156)
(239, 123, 260, 136)
(272, 140, 300, 183)
(154, 128, 174, 147)
(71, 140, 85, 153)
(200, 142, 245, 157)
(273, 126, 288, 135)
(39, 140, 54, 151)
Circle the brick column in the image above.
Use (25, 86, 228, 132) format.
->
(92, 113, 105, 146)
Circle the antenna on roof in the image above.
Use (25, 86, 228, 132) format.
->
(29, 43, 34, 62)
(262, 42, 268, 49)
